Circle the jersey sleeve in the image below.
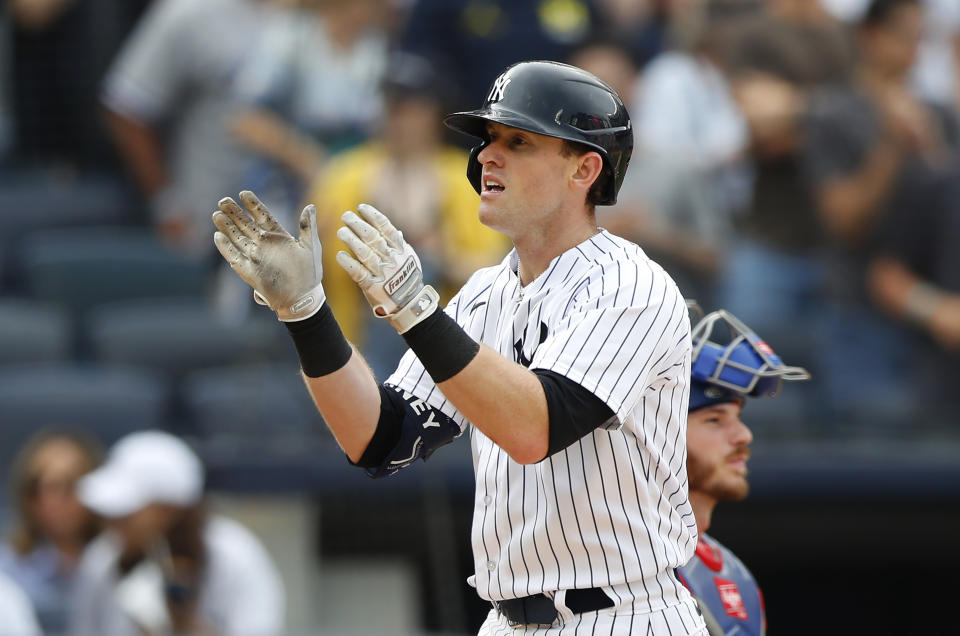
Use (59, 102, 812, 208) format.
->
(531, 257, 691, 427)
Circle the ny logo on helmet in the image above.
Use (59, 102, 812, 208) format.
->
(487, 74, 512, 103)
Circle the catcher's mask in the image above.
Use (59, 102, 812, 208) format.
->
(443, 60, 633, 206)
(688, 308, 810, 412)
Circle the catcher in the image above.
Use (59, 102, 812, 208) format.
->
(677, 305, 810, 635)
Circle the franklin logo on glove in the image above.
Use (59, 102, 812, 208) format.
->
(385, 257, 418, 296)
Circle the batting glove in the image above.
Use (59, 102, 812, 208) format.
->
(335, 203, 439, 334)
(212, 190, 325, 322)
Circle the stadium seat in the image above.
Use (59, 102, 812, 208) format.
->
(0, 299, 71, 363)
(86, 298, 290, 378)
(20, 227, 210, 316)
(181, 362, 328, 457)
(0, 362, 168, 470)
(0, 171, 135, 230)
(0, 173, 137, 290)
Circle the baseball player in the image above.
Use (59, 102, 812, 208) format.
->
(676, 306, 810, 636)
(212, 61, 707, 634)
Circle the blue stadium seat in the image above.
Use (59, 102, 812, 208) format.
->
(181, 362, 328, 457)
(20, 227, 210, 316)
(0, 363, 168, 470)
(0, 299, 71, 363)
(0, 173, 137, 290)
(0, 171, 135, 229)
(86, 298, 290, 378)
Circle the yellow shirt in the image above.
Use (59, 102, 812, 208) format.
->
(306, 143, 509, 344)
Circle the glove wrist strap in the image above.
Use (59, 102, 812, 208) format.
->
(386, 285, 440, 334)
(270, 284, 326, 322)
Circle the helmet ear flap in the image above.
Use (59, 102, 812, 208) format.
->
(466, 142, 486, 196)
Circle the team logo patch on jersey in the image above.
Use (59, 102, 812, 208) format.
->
(713, 577, 748, 620)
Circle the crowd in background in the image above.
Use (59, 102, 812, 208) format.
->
(2, 0, 958, 433)
(0, 0, 958, 633)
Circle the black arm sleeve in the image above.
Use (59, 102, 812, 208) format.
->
(534, 369, 616, 458)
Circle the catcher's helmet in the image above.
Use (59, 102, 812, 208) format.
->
(443, 60, 633, 206)
(688, 307, 810, 412)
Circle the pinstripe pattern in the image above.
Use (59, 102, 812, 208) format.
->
(387, 230, 702, 632)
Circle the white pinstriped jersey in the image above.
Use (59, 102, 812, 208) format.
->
(387, 229, 699, 620)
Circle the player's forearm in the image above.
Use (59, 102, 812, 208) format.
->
(395, 303, 550, 464)
(301, 350, 382, 463)
(437, 345, 549, 464)
(280, 302, 382, 463)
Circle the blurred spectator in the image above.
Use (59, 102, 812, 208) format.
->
(868, 218, 960, 423)
(306, 52, 509, 377)
(802, 0, 960, 425)
(591, 0, 671, 67)
(587, 8, 750, 306)
(593, 0, 763, 68)
(397, 0, 596, 112)
(716, 0, 854, 374)
(0, 569, 42, 636)
(8, 0, 148, 170)
(0, 432, 102, 635)
(230, 0, 389, 223)
(0, 8, 12, 163)
(69, 431, 284, 636)
(102, 0, 266, 255)
(909, 0, 960, 110)
(819, 0, 871, 22)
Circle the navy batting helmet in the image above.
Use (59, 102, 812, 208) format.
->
(443, 60, 633, 206)
(688, 307, 811, 412)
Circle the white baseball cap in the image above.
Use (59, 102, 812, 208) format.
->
(78, 431, 204, 518)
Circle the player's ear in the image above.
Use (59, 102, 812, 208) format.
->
(569, 151, 603, 198)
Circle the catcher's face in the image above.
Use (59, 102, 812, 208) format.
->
(686, 402, 753, 502)
(475, 123, 583, 238)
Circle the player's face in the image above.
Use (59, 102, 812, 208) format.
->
(475, 123, 579, 236)
(686, 402, 753, 502)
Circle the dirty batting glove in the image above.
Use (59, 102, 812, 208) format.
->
(335, 203, 439, 334)
(212, 190, 325, 322)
